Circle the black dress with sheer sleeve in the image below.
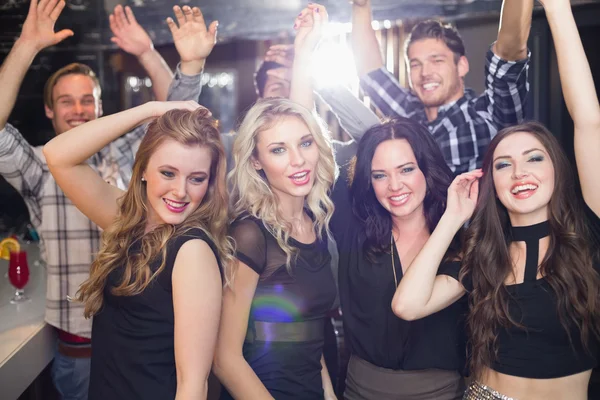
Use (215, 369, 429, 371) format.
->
(220, 215, 336, 400)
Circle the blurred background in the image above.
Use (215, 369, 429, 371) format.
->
(2, 1, 600, 399)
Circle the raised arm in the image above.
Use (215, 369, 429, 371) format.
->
(109, 5, 212, 180)
(167, 5, 218, 77)
(350, 0, 383, 76)
(494, 0, 534, 61)
(288, 3, 327, 109)
(542, 0, 600, 216)
(43, 100, 201, 229)
(0, 0, 73, 130)
(392, 170, 481, 320)
(173, 239, 222, 399)
(109, 5, 173, 101)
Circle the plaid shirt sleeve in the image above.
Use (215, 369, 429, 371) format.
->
(476, 46, 530, 129)
(359, 67, 423, 118)
(0, 123, 45, 224)
(110, 63, 204, 185)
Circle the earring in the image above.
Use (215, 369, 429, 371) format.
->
(141, 177, 146, 182)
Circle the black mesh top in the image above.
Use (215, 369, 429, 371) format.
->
(220, 215, 336, 400)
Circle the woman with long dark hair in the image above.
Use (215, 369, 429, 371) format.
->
(392, 0, 600, 398)
(330, 117, 469, 399)
(285, 3, 470, 398)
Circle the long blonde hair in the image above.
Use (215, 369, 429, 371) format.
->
(78, 108, 234, 318)
(229, 98, 337, 273)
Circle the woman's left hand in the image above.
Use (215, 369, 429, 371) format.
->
(445, 169, 483, 226)
(293, 3, 328, 58)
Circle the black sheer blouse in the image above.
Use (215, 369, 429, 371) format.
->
(221, 216, 336, 400)
(330, 169, 467, 372)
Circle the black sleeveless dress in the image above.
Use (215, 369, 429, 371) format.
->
(89, 228, 221, 400)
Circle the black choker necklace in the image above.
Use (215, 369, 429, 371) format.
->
(510, 220, 551, 242)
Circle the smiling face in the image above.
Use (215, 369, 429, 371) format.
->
(252, 116, 320, 202)
(143, 140, 212, 231)
(492, 131, 555, 226)
(407, 38, 468, 111)
(44, 74, 102, 135)
(370, 139, 427, 221)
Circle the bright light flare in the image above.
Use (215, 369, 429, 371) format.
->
(310, 31, 358, 89)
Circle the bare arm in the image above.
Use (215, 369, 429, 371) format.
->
(212, 262, 274, 400)
(289, 4, 327, 109)
(543, 0, 600, 216)
(321, 355, 337, 400)
(351, 0, 383, 76)
(392, 171, 481, 320)
(0, 0, 73, 130)
(493, 0, 534, 61)
(43, 100, 201, 229)
(109, 5, 172, 101)
(173, 239, 222, 400)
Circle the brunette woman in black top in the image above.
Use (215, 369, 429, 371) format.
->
(392, 0, 600, 398)
(331, 118, 469, 400)
(290, 4, 470, 398)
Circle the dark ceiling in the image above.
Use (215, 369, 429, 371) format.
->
(0, 0, 510, 51)
(0, 0, 596, 51)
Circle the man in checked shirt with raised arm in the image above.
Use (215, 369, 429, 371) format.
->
(352, 0, 532, 174)
(0, 1, 213, 398)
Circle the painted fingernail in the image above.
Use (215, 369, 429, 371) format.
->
(315, 8, 320, 12)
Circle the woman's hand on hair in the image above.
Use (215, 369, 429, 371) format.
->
(109, 5, 154, 58)
(167, 5, 217, 74)
(444, 169, 482, 227)
(142, 100, 210, 124)
(293, 3, 328, 60)
(18, 0, 73, 53)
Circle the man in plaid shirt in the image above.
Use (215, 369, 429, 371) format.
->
(351, 0, 532, 174)
(0, 1, 212, 398)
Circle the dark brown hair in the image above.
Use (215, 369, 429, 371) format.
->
(349, 117, 457, 261)
(461, 121, 600, 377)
(405, 20, 466, 63)
(43, 63, 101, 108)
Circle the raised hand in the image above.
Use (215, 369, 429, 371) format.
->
(167, 5, 218, 63)
(265, 44, 294, 68)
(109, 5, 153, 58)
(293, 3, 328, 57)
(19, 0, 73, 52)
(445, 169, 482, 226)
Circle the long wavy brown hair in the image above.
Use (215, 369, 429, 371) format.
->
(77, 108, 234, 318)
(460, 121, 600, 377)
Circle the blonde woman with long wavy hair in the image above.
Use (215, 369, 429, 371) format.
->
(213, 95, 338, 399)
(43, 100, 233, 400)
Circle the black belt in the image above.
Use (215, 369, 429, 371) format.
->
(245, 319, 325, 343)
